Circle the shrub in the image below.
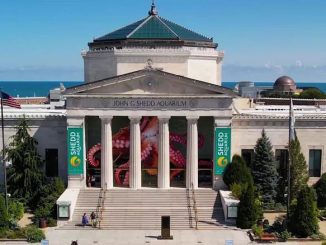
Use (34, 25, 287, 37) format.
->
(24, 226, 45, 243)
(278, 230, 291, 241)
(289, 186, 319, 237)
(252, 224, 263, 238)
(0, 195, 9, 227)
(274, 202, 286, 212)
(8, 199, 24, 222)
(230, 183, 246, 199)
(320, 209, 326, 217)
(34, 177, 65, 220)
(223, 154, 253, 187)
(237, 182, 258, 229)
(314, 173, 326, 208)
(47, 218, 57, 227)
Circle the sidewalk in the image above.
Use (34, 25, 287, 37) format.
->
(44, 228, 249, 245)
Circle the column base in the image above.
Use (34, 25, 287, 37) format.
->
(68, 175, 86, 189)
(213, 175, 227, 191)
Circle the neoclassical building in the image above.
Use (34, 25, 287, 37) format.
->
(0, 3, 325, 228)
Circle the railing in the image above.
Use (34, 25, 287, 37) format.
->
(95, 187, 103, 229)
(186, 188, 193, 228)
(191, 183, 199, 230)
(98, 183, 107, 229)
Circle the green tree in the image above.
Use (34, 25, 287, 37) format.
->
(314, 173, 326, 208)
(289, 137, 309, 201)
(289, 186, 319, 237)
(223, 154, 253, 187)
(0, 195, 9, 227)
(6, 117, 44, 204)
(299, 88, 326, 99)
(34, 177, 65, 219)
(236, 182, 258, 229)
(252, 129, 279, 208)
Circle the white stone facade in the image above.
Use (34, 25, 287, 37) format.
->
(83, 47, 224, 85)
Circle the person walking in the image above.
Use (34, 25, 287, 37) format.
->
(82, 213, 88, 227)
(90, 211, 97, 227)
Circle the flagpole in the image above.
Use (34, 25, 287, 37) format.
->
(0, 89, 8, 211)
(287, 97, 292, 220)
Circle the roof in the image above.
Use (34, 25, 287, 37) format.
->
(91, 3, 216, 48)
(64, 68, 236, 97)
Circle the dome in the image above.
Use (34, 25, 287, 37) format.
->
(273, 76, 296, 92)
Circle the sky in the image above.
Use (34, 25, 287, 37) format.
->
(1, 0, 326, 82)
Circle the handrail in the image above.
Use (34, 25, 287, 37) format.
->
(186, 188, 193, 228)
(98, 183, 107, 229)
(95, 187, 103, 228)
(191, 183, 198, 230)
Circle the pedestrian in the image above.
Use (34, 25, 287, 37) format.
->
(90, 211, 97, 227)
(82, 213, 88, 227)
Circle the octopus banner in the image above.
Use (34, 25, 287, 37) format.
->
(214, 127, 231, 175)
(67, 127, 84, 175)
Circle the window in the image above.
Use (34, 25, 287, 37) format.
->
(309, 149, 322, 177)
(241, 149, 254, 168)
(275, 149, 288, 171)
(46, 149, 58, 177)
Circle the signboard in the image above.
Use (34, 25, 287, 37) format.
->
(41, 240, 49, 245)
(67, 127, 84, 175)
(214, 127, 231, 175)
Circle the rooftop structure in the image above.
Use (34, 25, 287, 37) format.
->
(83, 2, 223, 85)
(273, 76, 297, 93)
(89, 2, 216, 50)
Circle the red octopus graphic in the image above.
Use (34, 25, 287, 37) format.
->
(87, 117, 212, 186)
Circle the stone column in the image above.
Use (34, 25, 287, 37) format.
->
(100, 116, 113, 189)
(158, 116, 170, 189)
(67, 117, 86, 189)
(213, 117, 232, 190)
(186, 116, 199, 189)
(129, 117, 142, 189)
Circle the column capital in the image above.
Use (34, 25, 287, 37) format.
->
(186, 116, 199, 123)
(158, 116, 170, 123)
(100, 116, 113, 123)
(214, 117, 232, 127)
(67, 117, 84, 127)
(129, 116, 142, 124)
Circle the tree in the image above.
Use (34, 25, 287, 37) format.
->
(34, 177, 65, 219)
(289, 137, 309, 201)
(236, 182, 258, 229)
(251, 129, 279, 208)
(223, 154, 253, 187)
(6, 117, 44, 204)
(299, 88, 326, 99)
(289, 186, 319, 237)
(0, 195, 9, 227)
(314, 173, 326, 208)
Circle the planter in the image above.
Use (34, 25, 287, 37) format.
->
(39, 218, 47, 228)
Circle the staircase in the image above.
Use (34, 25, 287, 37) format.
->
(61, 188, 225, 230)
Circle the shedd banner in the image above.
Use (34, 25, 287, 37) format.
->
(67, 127, 84, 175)
(214, 127, 231, 175)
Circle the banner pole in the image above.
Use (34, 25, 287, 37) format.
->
(0, 90, 8, 211)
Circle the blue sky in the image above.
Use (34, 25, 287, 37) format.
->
(1, 0, 326, 81)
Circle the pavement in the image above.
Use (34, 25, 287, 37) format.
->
(1, 228, 325, 245)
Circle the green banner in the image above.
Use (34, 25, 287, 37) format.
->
(214, 127, 231, 175)
(67, 127, 84, 175)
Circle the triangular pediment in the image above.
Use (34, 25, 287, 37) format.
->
(64, 69, 235, 97)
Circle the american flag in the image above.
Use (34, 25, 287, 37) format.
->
(0, 91, 21, 109)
